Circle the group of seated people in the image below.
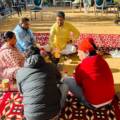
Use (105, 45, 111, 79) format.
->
(0, 13, 115, 120)
(0, 31, 115, 120)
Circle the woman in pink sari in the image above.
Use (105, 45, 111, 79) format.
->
(0, 31, 24, 80)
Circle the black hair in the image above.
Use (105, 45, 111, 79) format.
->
(91, 42, 97, 51)
(24, 46, 45, 68)
(89, 42, 97, 56)
(89, 50, 97, 56)
(56, 11, 65, 19)
(25, 45, 40, 58)
(20, 17, 29, 24)
(3, 31, 15, 42)
(84, 38, 97, 56)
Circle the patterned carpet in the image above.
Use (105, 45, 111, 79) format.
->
(0, 33, 120, 51)
(34, 33, 120, 48)
(0, 33, 120, 120)
(35, 33, 120, 53)
(0, 92, 120, 120)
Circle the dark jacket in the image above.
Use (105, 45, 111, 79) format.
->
(16, 55, 61, 120)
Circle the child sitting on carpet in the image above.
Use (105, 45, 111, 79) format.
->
(63, 37, 115, 109)
(0, 31, 24, 80)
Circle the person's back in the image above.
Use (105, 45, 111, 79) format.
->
(16, 46, 61, 120)
(75, 38, 115, 107)
(64, 38, 115, 109)
(75, 54, 115, 105)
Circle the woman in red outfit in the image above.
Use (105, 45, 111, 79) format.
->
(64, 38, 115, 108)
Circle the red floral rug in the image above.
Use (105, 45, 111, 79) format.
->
(0, 33, 120, 50)
(34, 33, 120, 48)
(0, 92, 120, 120)
(33, 33, 120, 53)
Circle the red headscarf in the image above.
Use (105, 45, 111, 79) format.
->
(78, 38, 95, 52)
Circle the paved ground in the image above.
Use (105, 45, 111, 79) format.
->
(0, 7, 120, 33)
